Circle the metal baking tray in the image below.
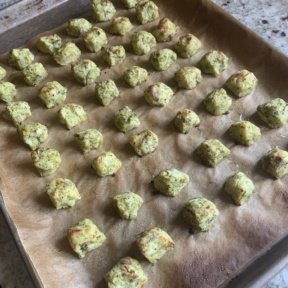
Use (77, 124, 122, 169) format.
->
(1, 0, 288, 287)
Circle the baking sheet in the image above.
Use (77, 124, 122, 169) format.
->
(1, 0, 288, 287)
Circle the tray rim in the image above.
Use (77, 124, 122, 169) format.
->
(0, 194, 43, 288)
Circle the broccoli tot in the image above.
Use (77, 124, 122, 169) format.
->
(102, 45, 126, 67)
(95, 80, 119, 106)
(174, 109, 200, 134)
(3, 101, 32, 127)
(174, 34, 202, 58)
(92, 152, 122, 177)
(153, 168, 189, 197)
(129, 129, 158, 156)
(228, 121, 261, 146)
(136, 1, 159, 24)
(150, 48, 177, 71)
(225, 70, 257, 97)
(153, 17, 179, 42)
(72, 59, 101, 86)
(175, 66, 202, 90)
(0, 65, 6, 80)
(109, 17, 133, 36)
(31, 148, 61, 177)
(182, 198, 219, 232)
(92, 0, 116, 22)
(0, 81, 16, 103)
(19, 122, 48, 150)
(3, 101, 31, 126)
(83, 27, 108, 53)
(136, 227, 175, 263)
(257, 98, 288, 129)
(74, 129, 103, 153)
(59, 104, 87, 129)
(54, 42, 81, 66)
(46, 178, 81, 209)
(23, 63, 48, 86)
(195, 139, 231, 167)
(203, 88, 232, 116)
(121, 0, 140, 9)
(113, 192, 143, 220)
(261, 148, 288, 179)
(224, 172, 255, 205)
(9, 48, 34, 70)
(37, 34, 62, 55)
(124, 66, 148, 88)
(68, 219, 106, 258)
(144, 82, 173, 107)
(105, 257, 148, 288)
(199, 50, 229, 76)
(114, 106, 140, 133)
(131, 31, 156, 55)
(66, 18, 92, 37)
(39, 81, 67, 109)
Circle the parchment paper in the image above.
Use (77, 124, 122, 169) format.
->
(1, 0, 288, 287)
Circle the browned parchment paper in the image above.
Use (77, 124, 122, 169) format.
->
(1, 0, 288, 287)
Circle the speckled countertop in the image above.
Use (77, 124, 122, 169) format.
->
(0, 1, 287, 288)
(214, 0, 288, 56)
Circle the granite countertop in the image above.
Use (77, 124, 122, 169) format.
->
(0, 1, 287, 288)
(215, 0, 288, 56)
